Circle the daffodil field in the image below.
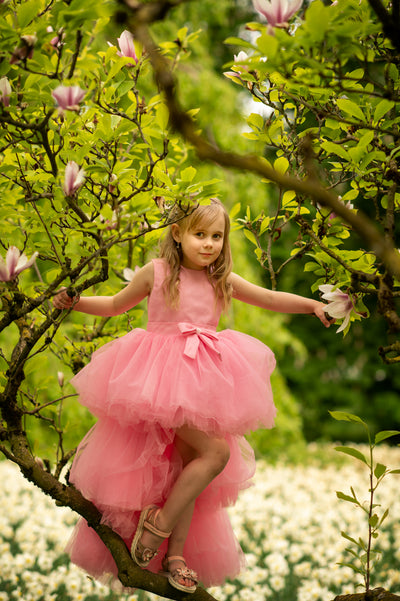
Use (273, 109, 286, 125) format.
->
(1, 445, 399, 601)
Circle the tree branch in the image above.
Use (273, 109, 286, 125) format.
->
(366, 0, 400, 51)
(124, 13, 400, 282)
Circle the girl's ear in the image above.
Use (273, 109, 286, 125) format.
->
(171, 224, 181, 243)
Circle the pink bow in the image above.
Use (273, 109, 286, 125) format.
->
(178, 322, 221, 360)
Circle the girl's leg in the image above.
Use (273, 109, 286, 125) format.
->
(163, 437, 196, 588)
(136, 426, 230, 558)
(159, 425, 230, 530)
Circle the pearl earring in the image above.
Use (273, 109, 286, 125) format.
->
(176, 241, 181, 251)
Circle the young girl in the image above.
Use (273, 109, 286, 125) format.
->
(54, 199, 331, 594)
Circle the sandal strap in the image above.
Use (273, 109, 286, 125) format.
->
(144, 508, 171, 539)
(165, 555, 186, 563)
(162, 555, 198, 584)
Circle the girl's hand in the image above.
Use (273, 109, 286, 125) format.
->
(313, 301, 333, 328)
(53, 288, 78, 310)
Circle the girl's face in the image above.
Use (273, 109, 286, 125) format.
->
(172, 211, 226, 271)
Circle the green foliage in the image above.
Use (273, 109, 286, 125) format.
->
(331, 411, 400, 591)
(0, 0, 223, 474)
(224, 0, 400, 360)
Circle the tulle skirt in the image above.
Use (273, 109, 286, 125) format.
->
(66, 326, 276, 587)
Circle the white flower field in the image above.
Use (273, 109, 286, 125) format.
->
(1, 445, 399, 601)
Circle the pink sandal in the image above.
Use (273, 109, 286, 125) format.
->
(131, 505, 171, 568)
(161, 555, 198, 593)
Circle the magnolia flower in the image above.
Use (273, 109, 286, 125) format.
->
(328, 199, 355, 222)
(0, 246, 38, 282)
(57, 371, 65, 387)
(253, 0, 303, 28)
(234, 51, 250, 64)
(223, 51, 250, 80)
(47, 26, 65, 51)
(319, 284, 361, 333)
(10, 34, 37, 64)
(0, 77, 11, 107)
(123, 266, 140, 283)
(117, 30, 139, 64)
(63, 161, 85, 196)
(52, 85, 86, 112)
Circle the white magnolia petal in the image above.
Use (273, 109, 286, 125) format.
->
(6, 246, 21, 276)
(0, 256, 10, 281)
(318, 284, 334, 293)
(336, 311, 351, 333)
(15, 252, 38, 275)
(123, 267, 135, 282)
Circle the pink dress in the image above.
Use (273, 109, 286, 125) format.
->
(66, 258, 276, 587)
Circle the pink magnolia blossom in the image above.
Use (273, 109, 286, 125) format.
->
(47, 26, 65, 51)
(63, 161, 85, 196)
(52, 85, 86, 111)
(0, 246, 38, 282)
(223, 51, 250, 80)
(253, 0, 303, 28)
(319, 284, 362, 333)
(117, 30, 139, 64)
(0, 77, 11, 107)
(10, 34, 37, 64)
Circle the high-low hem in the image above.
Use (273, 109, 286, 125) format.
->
(65, 258, 277, 588)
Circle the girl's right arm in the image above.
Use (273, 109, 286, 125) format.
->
(53, 262, 154, 316)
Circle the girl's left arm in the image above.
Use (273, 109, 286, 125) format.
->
(230, 273, 332, 328)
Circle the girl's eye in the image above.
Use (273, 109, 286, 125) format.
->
(195, 232, 204, 237)
(213, 234, 222, 240)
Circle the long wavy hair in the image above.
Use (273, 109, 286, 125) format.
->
(159, 199, 233, 311)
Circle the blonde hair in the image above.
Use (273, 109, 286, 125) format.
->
(159, 199, 233, 311)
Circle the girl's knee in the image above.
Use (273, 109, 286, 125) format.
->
(208, 438, 230, 475)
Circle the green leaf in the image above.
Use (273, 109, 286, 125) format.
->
(368, 514, 379, 528)
(180, 166, 196, 183)
(374, 430, 400, 444)
(243, 229, 258, 246)
(321, 140, 350, 160)
(274, 156, 289, 174)
(337, 562, 364, 575)
(17, 0, 39, 28)
(341, 531, 359, 546)
(337, 98, 366, 122)
(336, 491, 358, 504)
(256, 32, 279, 58)
(329, 411, 367, 426)
(374, 463, 387, 479)
(335, 446, 369, 465)
(230, 202, 242, 220)
(247, 113, 264, 131)
(224, 37, 256, 50)
(379, 508, 389, 526)
(373, 99, 395, 123)
(156, 103, 169, 131)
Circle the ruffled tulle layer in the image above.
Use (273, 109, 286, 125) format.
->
(67, 319, 276, 587)
(66, 505, 245, 588)
(67, 418, 255, 586)
(71, 327, 276, 436)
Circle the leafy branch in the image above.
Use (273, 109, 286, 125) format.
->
(331, 411, 400, 592)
